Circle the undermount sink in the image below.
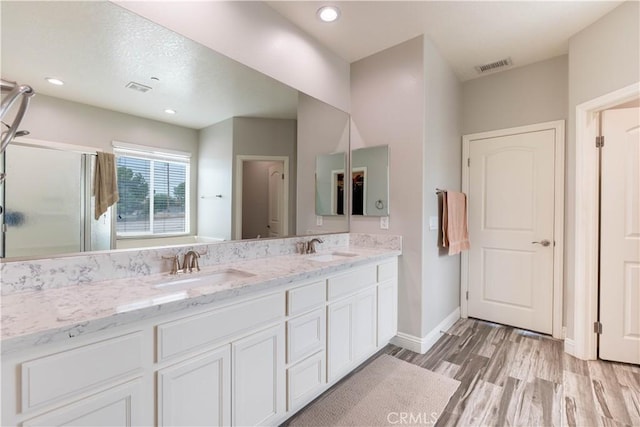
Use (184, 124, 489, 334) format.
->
(153, 269, 255, 291)
(307, 251, 358, 262)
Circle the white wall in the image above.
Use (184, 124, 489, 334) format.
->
(422, 37, 463, 334)
(198, 119, 234, 240)
(20, 94, 199, 244)
(232, 117, 297, 237)
(462, 56, 568, 135)
(297, 93, 350, 235)
(113, 1, 350, 112)
(565, 0, 640, 339)
(350, 37, 426, 338)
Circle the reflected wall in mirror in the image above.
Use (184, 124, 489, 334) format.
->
(0, 1, 349, 260)
(315, 152, 347, 216)
(351, 145, 389, 216)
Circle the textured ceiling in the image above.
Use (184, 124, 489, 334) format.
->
(266, 1, 624, 81)
(1, 1, 298, 130)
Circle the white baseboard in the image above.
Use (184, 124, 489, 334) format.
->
(391, 307, 460, 354)
(564, 338, 576, 357)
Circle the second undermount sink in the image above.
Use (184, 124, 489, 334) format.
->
(307, 251, 358, 262)
(153, 269, 255, 291)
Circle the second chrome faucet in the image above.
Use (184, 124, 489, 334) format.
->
(297, 238, 323, 254)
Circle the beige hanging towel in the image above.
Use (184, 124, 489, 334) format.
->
(443, 191, 470, 255)
(93, 152, 119, 219)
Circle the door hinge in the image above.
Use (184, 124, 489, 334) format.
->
(466, 290, 469, 300)
(1, 223, 6, 233)
(596, 136, 605, 148)
(467, 158, 470, 167)
(594, 321, 603, 334)
(282, 173, 285, 180)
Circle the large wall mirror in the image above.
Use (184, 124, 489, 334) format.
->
(351, 145, 389, 216)
(0, 1, 349, 260)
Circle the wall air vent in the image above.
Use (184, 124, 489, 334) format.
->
(474, 57, 513, 75)
(125, 81, 152, 93)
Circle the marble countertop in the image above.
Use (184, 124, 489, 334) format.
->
(1, 245, 400, 354)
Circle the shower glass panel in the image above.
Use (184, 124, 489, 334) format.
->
(3, 144, 83, 257)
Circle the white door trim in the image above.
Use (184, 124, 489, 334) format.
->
(234, 155, 289, 240)
(461, 120, 565, 339)
(572, 82, 640, 360)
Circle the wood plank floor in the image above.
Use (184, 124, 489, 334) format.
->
(285, 318, 640, 426)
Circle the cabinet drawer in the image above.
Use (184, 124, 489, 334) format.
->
(287, 352, 325, 411)
(287, 308, 325, 364)
(21, 332, 143, 412)
(22, 379, 143, 427)
(287, 280, 325, 316)
(377, 259, 398, 282)
(327, 265, 377, 300)
(157, 292, 284, 362)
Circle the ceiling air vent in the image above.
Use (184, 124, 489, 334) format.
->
(475, 57, 513, 75)
(125, 81, 152, 93)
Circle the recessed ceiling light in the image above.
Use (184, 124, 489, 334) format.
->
(45, 77, 64, 86)
(164, 109, 176, 115)
(317, 6, 340, 23)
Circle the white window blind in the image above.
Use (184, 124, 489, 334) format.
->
(113, 143, 190, 237)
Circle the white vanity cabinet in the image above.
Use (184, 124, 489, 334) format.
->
(21, 380, 144, 427)
(232, 324, 286, 426)
(1, 255, 399, 427)
(377, 260, 399, 345)
(285, 280, 327, 412)
(157, 345, 231, 427)
(1, 329, 152, 427)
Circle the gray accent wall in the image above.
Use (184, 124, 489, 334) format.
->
(351, 35, 463, 339)
(462, 55, 568, 135)
(422, 37, 463, 335)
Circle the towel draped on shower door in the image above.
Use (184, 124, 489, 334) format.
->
(93, 152, 119, 219)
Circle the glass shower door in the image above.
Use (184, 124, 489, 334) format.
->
(2, 144, 83, 258)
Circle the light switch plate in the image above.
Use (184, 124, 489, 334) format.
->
(316, 216, 323, 226)
(429, 216, 438, 230)
(380, 216, 389, 230)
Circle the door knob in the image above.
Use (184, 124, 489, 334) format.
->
(532, 239, 551, 247)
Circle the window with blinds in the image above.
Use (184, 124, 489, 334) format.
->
(113, 142, 190, 237)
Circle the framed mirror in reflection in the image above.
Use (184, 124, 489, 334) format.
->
(0, 1, 349, 260)
(351, 145, 389, 216)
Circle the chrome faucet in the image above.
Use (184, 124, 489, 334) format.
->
(306, 238, 324, 254)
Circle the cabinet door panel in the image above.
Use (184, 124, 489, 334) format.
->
(327, 299, 352, 382)
(232, 324, 285, 426)
(158, 345, 230, 427)
(287, 308, 325, 364)
(22, 380, 142, 427)
(377, 280, 398, 345)
(352, 287, 377, 361)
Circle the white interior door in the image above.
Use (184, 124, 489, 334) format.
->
(466, 128, 556, 334)
(267, 163, 284, 237)
(599, 107, 640, 365)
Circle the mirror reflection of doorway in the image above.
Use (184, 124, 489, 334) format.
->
(239, 158, 288, 239)
(352, 168, 366, 215)
(333, 172, 345, 215)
